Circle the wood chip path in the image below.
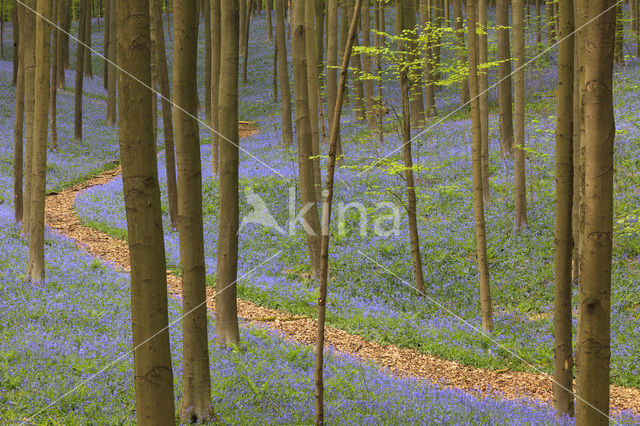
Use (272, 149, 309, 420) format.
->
(43, 123, 640, 416)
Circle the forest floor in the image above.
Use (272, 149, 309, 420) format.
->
(43, 127, 640, 416)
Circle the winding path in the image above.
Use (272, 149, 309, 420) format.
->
(44, 126, 640, 416)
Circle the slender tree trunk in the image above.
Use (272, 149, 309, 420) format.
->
(150, 0, 178, 228)
(478, 0, 489, 204)
(315, 6, 362, 423)
(553, 0, 574, 416)
(398, 0, 426, 296)
(467, 0, 493, 333)
(62, 0, 70, 68)
(575, 0, 615, 423)
(614, 3, 623, 64)
(106, 0, 117, 125)
(241, 0, 252, 84)
(306, 0, 322, 200)
(27, 0, 51, 282)
(496, 0, 514, 157)
(11, 0, 18, 86)
(325, 0, 338, 145)
(74, 0, 87, 143)
(275, 0, 293, 145)
(513, 0, 527, 229)
(293, 0, 322, 276)
(536, 0, 541, 47)
(103, 0, 109, 89)
(14, 2, 24, 223)
(22, 0, 36, 235)
(204, 0, 211, 124)
(83, 4, 93, 78)
(173, 0, 214, 421)
(1, 0, 4, 61)
(362, 0, 377, 131)
(350, 0, 366, 122)
(116, 1, 176, 422)
(50, 0, 58, 151)
(266, 0, 273, 41)
(546, 0, 555, 42)
(572, 0, 587, 284)
(452, 0, 469, 104)
(216, 0, 242, 347)
(420, 0, 436, 118)
(211, 0, 221, 174)
(56, 0, 65, 88)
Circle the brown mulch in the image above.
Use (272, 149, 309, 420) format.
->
(43, 124, 640, 417)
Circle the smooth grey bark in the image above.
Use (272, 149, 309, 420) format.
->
(116, 0, 176, 421)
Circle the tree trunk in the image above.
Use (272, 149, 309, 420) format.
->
(452, 0, 469, 104)
(306, 0, 322, 201)
(575, 0, 615, 423)
(397, 0, 426, 296)
(83, 4, 93, 78)
(211, 0, 221, 174)
(27, 0, 51, 282)
(546, 0, 555, 42)
(478, 0, 489, 204)
(74, 0, 87, 143)
(513, 0, 527, 230)
(361, 0, 377, 131)
(275, 0, 293, 145)
(173, 0, 213, 421)
(553, 0, 574, 416)
(103, 0, 109, 89)
(50, 0, 58, 151)
(496, 0, 514, 157)
(419, 0, 436, 118)
(216, 0, 242, 348)
(350, 0, 366, 122)
(266, 0, 273, 41)
(467, 0, 493, 333)
(22, 0, 36, 235)
(204, 0, 211, 124)
(293, 0, 322, 276)
(116, 1, 176, 422)
(14, 2, 24, 223)
(106, 0, 117, 125)
(315, 6, 362, 423)
(150, 0, 179, 228)
(241, 0, 252, 84)
(325, 0, 338, 145)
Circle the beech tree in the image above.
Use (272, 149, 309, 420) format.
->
(27, 0, 51, 284)
(575, 0, 616, 422)
(553, 0, 574, 416)
(275, 0, 293, 145)
(49, 0, 58, 151)
(106, 0, 117, 124)
(73, 0, 87, 143)
(173, 0, 213, 421)
(215, 0, 242, 348)
(116, 0, 176, 422)
(467, 0, 492, 333)
(397, 0, 425, 295)
(22, 0, 35, 235)
(513, 0, 527, 230)
(496, 0, 514, 157)
(315, 5, 362, 423)
(150, 0, 179, 228)
(292, 0, 321, 276)
(13, 0, 24, 224)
